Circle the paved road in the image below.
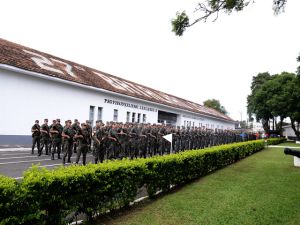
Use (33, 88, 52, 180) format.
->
(0, 148, 95, 179)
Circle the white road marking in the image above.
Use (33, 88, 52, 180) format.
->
(0, 148, 31, 152)
(0, 159, 52, 165)
(268, 145, 300, 149)
(0, 153, 30, 156)
(0, 155, 94, 165)
(0, 155, 49, 160)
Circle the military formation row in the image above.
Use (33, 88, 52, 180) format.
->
(31, 119, 258, 165)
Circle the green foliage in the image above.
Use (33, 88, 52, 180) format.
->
(0, 176, 17, 225)
(203, 98, 228, 115)
(171, 11, 189, 36)
(247, 72, 300, 136)
(96, 143, 300, 225)
(266, 137, 286, 145)
(0, 139, 284, 224)
(171, 0, 287, 36)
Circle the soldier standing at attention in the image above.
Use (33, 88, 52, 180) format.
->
(31, 120, 41, 155)
(74, 123, 90, 165)
(56, 119, 63, 159)
(86, 120, 93, 153)
(107, 123, 119, 159)
(48, 120, 56, 154)
(92, 121, 105, 163)
(158, 124, 167, 155)
(50, 120, 59, 160)
(62, 120, 75, 164)
(139, 124, 148, 158)
(129, 123, 139, 159)
(71, 119, 80, 153)
(40, 119, 50, 156)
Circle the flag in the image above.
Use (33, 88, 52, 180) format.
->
(163, 133, 172, 143)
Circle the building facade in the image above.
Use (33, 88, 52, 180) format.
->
(0, 38, 235, 145)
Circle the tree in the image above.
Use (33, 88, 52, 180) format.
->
(247, 72, 272, 133)
(247, 72, 300, 138)
(203, 99, 228, 114)
(172, 0, 287, 36)
(297, 54, 300, 76)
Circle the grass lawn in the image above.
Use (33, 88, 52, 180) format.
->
(277, 142, 300, 147)
(94, 144, 300, 225)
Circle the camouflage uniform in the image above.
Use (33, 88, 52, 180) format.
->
(75, 124, 90, 165)
(31, 121, 41, 155)
(62, 121, 75, 164)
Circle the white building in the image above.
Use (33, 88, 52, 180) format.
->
(0, 38, 235, 145)
(282, 125, 297, 140)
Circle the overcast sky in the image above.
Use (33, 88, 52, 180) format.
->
(1, 0, 300, 121)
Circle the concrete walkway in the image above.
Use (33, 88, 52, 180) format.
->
(268, 145, 300, 149)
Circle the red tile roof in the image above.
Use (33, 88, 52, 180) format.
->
(0, 38, 233, 122)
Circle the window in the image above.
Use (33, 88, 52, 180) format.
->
(217, 125, 219, 129)
(113, 109, 118, 122)
(137, 113, 141, 123)
(143, 114, 146, 123)
(184, 120, 186, 127)
(89, 106, 95, 125)
(132, 112, 136, 123)
(193, 122, 195, 127)
(221, 125, 223, 130)
(126, 112, 130, 123)
(97, 107, 103, 121)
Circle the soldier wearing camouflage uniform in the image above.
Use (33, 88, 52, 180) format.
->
(31, 120, 41, 155)
(40, 119, 50, 156)
(62, 120, 75, 164)
(74, 123, 90, 165)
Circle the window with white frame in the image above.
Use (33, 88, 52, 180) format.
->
(97, 107, 103, 121)
(89, 106, 95, 126)
(132, 112, 136, 123)
(143, 114, 146, 123)
(137, 113, 141, 123)
(113, 109, 118, 122)
(126, 112, 130, 123)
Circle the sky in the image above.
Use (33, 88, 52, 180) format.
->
(1, 0, 300, 121)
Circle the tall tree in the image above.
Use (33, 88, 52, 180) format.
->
(285, 76, 300, 139)
(172, 0, 287, 36)
(247, 72, 272, 133)
(247, 72, 300, 138)
(203, 99, 228, 115)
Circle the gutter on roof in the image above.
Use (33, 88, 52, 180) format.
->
(0, 64, 233, 124)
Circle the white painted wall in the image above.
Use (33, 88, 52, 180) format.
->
(0, 69, 158, 135)
(283, 126, 296, 137)
(0, 68, 235, 135)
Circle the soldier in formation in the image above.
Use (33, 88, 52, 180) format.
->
(31, 119, 258, 165)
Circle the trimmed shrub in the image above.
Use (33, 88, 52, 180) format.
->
(266, 137, 286, 145)
(0, 138, 283, 224)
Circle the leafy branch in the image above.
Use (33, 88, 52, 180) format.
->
(172, 0, 287, 36)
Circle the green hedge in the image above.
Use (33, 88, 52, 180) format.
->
(266, 137, 286, 145)
(0, 139, 283, 225)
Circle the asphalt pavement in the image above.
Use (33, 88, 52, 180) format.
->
(0, 148, 95, 179)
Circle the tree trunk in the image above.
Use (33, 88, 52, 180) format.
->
(262, 119, 270, 134)
(277, 116, 284, 136)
